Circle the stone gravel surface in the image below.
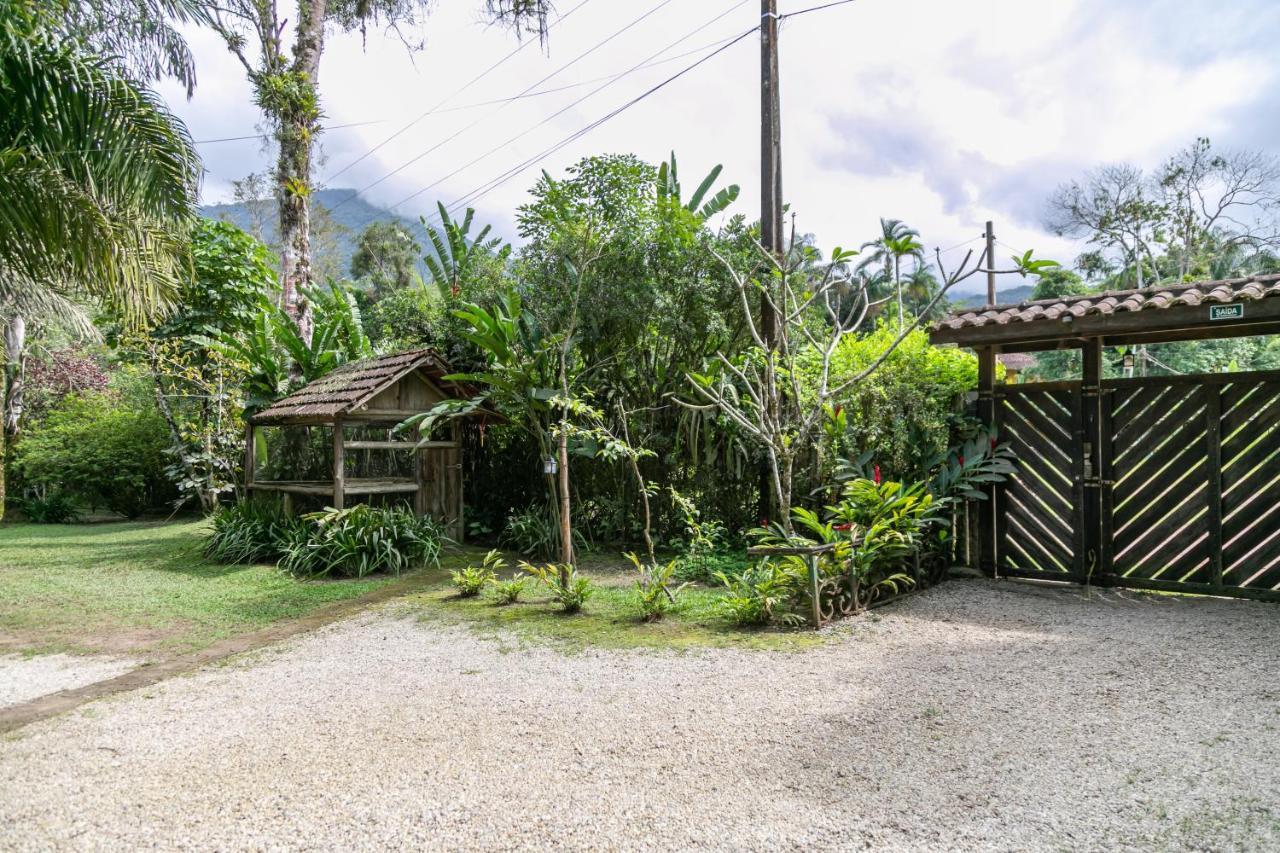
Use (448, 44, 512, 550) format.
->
(1, 578, 1277, 851)
(0, 654, 138, 710)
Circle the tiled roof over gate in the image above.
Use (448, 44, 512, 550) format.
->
(936, 273, 1280, 331)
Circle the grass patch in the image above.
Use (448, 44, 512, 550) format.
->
(0, 520, 402, 656)
(398, 553, 826, 653)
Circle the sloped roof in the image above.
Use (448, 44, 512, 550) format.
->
(250, 349, 469, 424)
(936, 273, 1280, 332)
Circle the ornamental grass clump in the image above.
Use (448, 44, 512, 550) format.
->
(626, 553, 690, 622)
(205, 500, 306, 564)
(279, 505, 445, 579)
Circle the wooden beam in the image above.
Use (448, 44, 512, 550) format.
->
(243, 422, 255, 499)
(342, 439, 460, 450)
(1205, 385, 1224, 592)
(1080, 338, 1102, 582)
(332, 416, 345, 510)
(976, 346, 998, 575)
(249, 479, 419, 496)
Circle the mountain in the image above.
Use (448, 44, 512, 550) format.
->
(951, 284, 1036, 308)
(200, 188, 430, 279)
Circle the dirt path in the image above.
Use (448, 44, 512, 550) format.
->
(2, 579, 1278, 851)
(0, 569, 442, 735)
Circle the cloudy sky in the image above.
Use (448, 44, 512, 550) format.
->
(162, 0, 1280, 294)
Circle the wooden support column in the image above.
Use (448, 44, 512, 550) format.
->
(1205, 383, 1224, 591)
(244, 422, 255, 499)
(332, 416, 345, 510)
(976, 346, 997, 575)
(1081, 337, 1103, 583)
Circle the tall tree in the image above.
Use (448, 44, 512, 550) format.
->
(0, 3, 200, 515)
(858, 218, 921, 328)
(1046, 164, 1163, 288)
(205, 1, 552, 343)
(351, 220, 422, 300)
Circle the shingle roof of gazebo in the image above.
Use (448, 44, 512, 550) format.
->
(250, 348, 469, 424)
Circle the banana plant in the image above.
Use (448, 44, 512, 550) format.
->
(656, 152, 740, 221)
(422, 203, 510, 300)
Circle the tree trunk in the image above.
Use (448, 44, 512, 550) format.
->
(557, 424, 572, 579)
(274, 0, 328, 348)
(5, 314, 25, 434)
(894, 255, 903, 329)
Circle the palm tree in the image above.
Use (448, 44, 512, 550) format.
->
(423, 204, 510, 301)
(859, 219, 923, 328)
(0, 11, 201, 515)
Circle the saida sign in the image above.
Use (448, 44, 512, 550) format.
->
(1209, 303, 1244, 321)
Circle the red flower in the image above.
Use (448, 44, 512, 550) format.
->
(833, 404, 843, 417)
(873, 464, 882, 485)
(832, 522, 853, 531)
(990, 437, 998, 450)
(759, 517, 769, 527)
(958, 454, 965, 465)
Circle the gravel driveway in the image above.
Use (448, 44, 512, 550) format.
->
(2, 579, 1277, 851)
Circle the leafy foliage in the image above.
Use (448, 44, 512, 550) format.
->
(13, 492, 80, 524)
(520, 560, 593, 613)
(488, 574, 527, 605)
(205, 500, 306, 564)
(714, 562, 801, 627)
(12, 392, 173, 518)
(626, 552, 690, 622)
(279, 505, 445, 578)
(450, 548, 505, 597)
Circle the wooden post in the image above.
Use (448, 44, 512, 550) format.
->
(332, 416, 345, 510)
(414, 425, 426, 518)
(1081, 337, 1102, 583)
(243, 422, 255, 499)
(984, 221, 996, 305)
(976, 346, 997, 575)
(1205, 384, 1224, 591)
(807, 553, 821, 628)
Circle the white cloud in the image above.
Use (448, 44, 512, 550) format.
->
(167, 0, 1280, 292)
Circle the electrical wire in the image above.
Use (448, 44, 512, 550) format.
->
(418, 27, 757, 225)
(323, 0, 596, 185)
(329, 0, 684, 212)
(388, 0, 750, 212)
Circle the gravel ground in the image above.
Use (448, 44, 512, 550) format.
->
(1, 578, 1277, 851)
(0, 654, 138, 710)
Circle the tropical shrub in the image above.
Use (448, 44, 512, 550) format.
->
(279, 505, 445, 578)
(714, 561, 802, 626)
(520, 561, 593, 613)
(500, 504, 587, 560)
(14, 492, 80, 524)
(451, 549, 505, 597)
(205, 500, 306, 564)
(626, 553, 690, 622)
(12, 392, 173, 517)
(668, 488, 735, 582)
(488, 575, 527, 605)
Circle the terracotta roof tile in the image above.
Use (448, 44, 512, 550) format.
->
(936, 273, 1280, 331)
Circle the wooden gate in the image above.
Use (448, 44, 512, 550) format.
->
(1099, 371, 1280, 599)
(993, 370, 1280, 601)
(995, 382, 1084, 581)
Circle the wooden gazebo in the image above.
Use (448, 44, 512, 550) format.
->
(931, 273, 1280, 601)
(245, 349, 479, 539)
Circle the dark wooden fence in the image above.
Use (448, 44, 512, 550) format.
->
(988, 370, 1280, 602)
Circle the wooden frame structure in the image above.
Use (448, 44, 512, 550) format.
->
(245, 349, 480, 539)
(931, 273, 1280, 602)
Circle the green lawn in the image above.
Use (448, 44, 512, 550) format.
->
(0, 521, 826, 659)
(0, 520, 400, 656)
(399, 562, 826, 653)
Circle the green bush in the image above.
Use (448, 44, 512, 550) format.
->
(12, 392, 173, 517)
(520, 561, 593, 613)
(14, 492, 80, 523)
(714, 561, 802, 626)
(626, 553, 690, 622)
(451, 550, 505, 597)
(488, 575, 527, 605)
(279, 505, 446, 578)
(205, 501, 306, 564)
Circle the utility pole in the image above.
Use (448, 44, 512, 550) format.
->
(985, 220, 997, 305)
(760, 0, 782, 345)
(758, 0, 782, 524)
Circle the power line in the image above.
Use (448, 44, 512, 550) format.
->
(330, 0, 681, 210)
(323, 0, 596, 185)
(390, 0, 750, 213)
(780, 0, 858, 19)
(421, 27, 757, 227)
